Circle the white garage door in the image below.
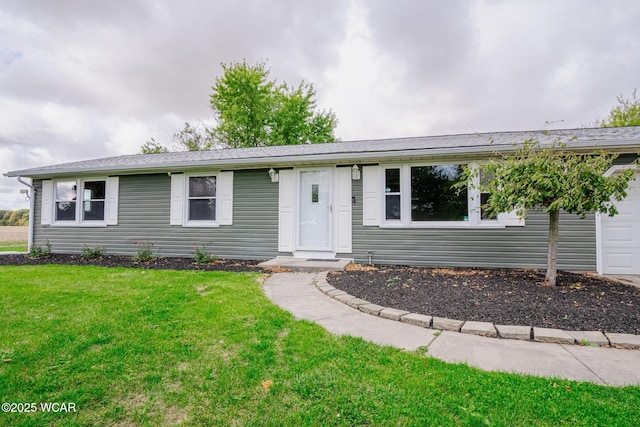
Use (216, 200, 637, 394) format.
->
(600, 171, 640, 274)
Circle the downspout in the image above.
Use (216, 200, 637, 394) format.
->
(16, 176, 34, 250)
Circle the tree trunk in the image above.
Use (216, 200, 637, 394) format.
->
(545, 209, 560, 286)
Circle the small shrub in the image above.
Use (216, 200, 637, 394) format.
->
(193, 243, 216, 264)
(29, 240, 52, 259)
(81, 244, 106, 260)
(132, 241, 158, 263)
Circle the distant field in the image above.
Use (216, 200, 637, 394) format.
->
(0, 226, 28, 252)
(0, 226, 28, 241)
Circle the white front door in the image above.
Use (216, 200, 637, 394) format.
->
(600, 171, 640, 274)
(298, 169, 332, 251)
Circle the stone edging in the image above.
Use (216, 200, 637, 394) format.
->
(313, 272, 640, 350)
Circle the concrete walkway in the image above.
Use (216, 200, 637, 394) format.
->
(263, 272, 640, 387)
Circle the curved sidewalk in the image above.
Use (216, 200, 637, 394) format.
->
(263, 272, 640, 387)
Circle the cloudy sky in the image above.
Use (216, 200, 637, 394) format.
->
(1, 0, 639, 209)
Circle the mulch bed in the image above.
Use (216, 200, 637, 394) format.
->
(328, 265, 640, 335)
(0, 253, 264, 273)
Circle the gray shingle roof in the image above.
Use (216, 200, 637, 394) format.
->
(6, 126, 640, 178)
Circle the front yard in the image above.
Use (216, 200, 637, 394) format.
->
(0, 265, 638, 426)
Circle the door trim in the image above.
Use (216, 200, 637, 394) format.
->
(295, 167, 333, 253)
(596, 165, 639, 274)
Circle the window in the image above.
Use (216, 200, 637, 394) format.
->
(48, 178, 115, 226)
(169, 171, 233, 227)
(362, 163, 522, 228)
(410, 165, 467, 221)
(83, 181, 106, 221)
(373, 163, 513, 228)
(384, 168, 401, 220)
(55, 181, 77, 221)
(188, 176, 216, 222)
(479, 168, 497, 221)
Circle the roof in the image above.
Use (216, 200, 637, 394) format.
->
(5, 126, 640, 178)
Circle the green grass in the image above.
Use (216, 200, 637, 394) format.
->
(0, 240, 27, 252)
(0, 265, 638, 426)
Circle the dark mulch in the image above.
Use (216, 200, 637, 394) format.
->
(0, 253, 265, 273)
(328, 266, 640, 335)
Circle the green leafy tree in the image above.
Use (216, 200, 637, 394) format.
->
(461, 139, 636, 286)
(601, 89, 640, 127)
(210, 61, 274, 148)
(269, 81, 338, 146)
(0, 209, 29, 226)
(171, 122, 215, 151)
(140, 123, 215, 154)
(140, 60, 338, 153)
(210, 60, 338, 148)
(140, 138, 169, 154)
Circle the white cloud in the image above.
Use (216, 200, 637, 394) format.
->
(1, 0, 639, 209)
(104, 118, 157, 156)
(323, 1, 456, 140)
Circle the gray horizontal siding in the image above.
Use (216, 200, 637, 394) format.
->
(32, 164, 603, 270)
(32, 169, 279, 260)
(347, 177, 597, 271)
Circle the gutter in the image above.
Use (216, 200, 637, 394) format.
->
(15, 176, 34, 250)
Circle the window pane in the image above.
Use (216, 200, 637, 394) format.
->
(189, 176, 216, 197)
(56, 181, 76, 201)
(83, 201, 105, 221)
(385, 169, 400, 193)
(189, 199, 216, 221)
(411, 165, 468, 221)
(56, 201, 76, 221)
(480, 192, 497, 220)
(385, 194, 401, 220)
(84, 181, 106, 200)
(479, 169, 494, 190)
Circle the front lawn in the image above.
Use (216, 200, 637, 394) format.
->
(0, 265, 638, 426)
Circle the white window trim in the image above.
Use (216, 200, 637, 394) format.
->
(50, 177, 111, 227)
(379, 162, 509, 229)
(182, 172, 220, 228)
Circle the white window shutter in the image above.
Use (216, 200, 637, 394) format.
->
(106, 177, 119, 225)
(278, 169, 295, 252)
(170, 174, 185, 225)
(362, 165, 380, 226)
(335, 167, 352, 253)
(506, 207, 525, 226)
(41, 180, 53, 225)
(218, 171, 234, 225)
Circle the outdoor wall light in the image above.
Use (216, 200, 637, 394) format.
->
(268, 168, 279, 183)
(351, 164, 361, 180)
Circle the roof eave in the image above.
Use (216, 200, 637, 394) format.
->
(5, 140, 639, 179)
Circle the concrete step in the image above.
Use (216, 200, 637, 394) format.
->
(258, 256, 352, 272)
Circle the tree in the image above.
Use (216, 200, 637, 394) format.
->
(462, 138, 636, 286)
(140, 138, 169, 154)
(210, 60, 338, 148)
(140, 123, 214, 154)
(0, 209, 29, 226)
(601, 89, 640, 127)
(171, 122, 215, 151)
(210, 61, 274, 148)
(268, 81, 338, 146)
(140, 60, 338, 153)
